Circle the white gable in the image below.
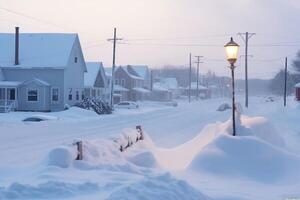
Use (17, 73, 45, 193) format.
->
(0, 33, 77, 68)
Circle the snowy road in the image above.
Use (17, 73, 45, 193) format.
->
(0, 99, 230, 165)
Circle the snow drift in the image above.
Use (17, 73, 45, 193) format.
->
(188, 134, 300, 184)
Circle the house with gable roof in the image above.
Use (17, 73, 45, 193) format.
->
(84, 62, 110, 102)
(114, 65, 150, 102)
(0, 27, 87, 112)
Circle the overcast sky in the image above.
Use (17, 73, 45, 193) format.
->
(0, 0, 299, 79)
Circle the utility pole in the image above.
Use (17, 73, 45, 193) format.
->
(284, 57, 288, 107)
(189, 53, 192, 103)
(107, 28, 123, 108)
(238, 32, 255, 108)
(195, 55, 203, 100)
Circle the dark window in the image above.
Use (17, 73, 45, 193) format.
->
(8, 88, 15, 100)
(28, 89, 38, 102)
(68, 88, 72, 100)
(81, 91, 84, 100)
(75, 57, 78, 63)
(76, 91, 79, 100)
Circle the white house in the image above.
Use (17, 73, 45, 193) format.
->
(84, 62, 110, 102)
(0, 27, 86, 112)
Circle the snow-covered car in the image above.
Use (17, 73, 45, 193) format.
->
(115, 101, 139, 109)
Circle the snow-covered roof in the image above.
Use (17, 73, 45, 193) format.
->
(0, 33, 77, 68)
(189, 82, 208, 90)
(84, 62, 102, 87)
(118, 66, 143, 80)
(159, 78, 178, 90)
(114, 85, 129, 92)
(130, 65, 149, 79)
(295, 83, 300, 88)
(153, 83, 169, 92)
(0, 81, 21, 87)
(132, 87, 150, 93)
(104, 67, 112, 77)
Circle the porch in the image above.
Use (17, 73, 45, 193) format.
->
(0, 81, 20, 113)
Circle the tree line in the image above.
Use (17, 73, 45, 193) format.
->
(270, 51, 300, 95)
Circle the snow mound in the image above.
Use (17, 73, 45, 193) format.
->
(127, 150, 158, 168)
(23, 115, 59, 122)
(107, 173, 211, 200)
(0, 181, 98, 199)
(188, 134, 300, 183)
(47, 146, 76, 168)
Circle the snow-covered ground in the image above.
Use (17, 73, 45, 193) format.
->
(0, 96, 300, 200)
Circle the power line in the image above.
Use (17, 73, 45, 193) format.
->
(0, 6, 77, 32)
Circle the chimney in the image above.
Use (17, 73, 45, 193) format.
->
(15, 27, 19, 65)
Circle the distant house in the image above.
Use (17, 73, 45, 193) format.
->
(114, 65, 150, 102)
(184, 82, 210, 99)
(0, 27, 86, 112)
(84, 62, 110, 102)
(130, 65, 151, 89)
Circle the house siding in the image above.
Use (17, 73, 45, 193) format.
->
(64, 36, 85, 106)
(2, 68, 65, 111)
(18, 82, 50, 111)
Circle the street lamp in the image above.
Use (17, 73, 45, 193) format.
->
(224, 37, 239, 136)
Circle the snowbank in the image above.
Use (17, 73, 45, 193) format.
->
(188, 134, 300, 183)
(107, 173, 210, 200)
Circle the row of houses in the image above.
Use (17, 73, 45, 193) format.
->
(0, 28, 211, 113)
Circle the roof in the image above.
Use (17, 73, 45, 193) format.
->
(130, 65, 149, 79)
(0, 81, 21, 87)
(84, 62, 102, 87)
(153, 83, 169, 92)
(118, 66, 143, 80)
(0, 33, 77, 68)
(159, 78, 178, 90)
(295, 83, 300, 88)
(114, 85, 129, 92)
(132, 87, 150, 93)
(104, 67, 112, 77)
(189, 82, 208, 90)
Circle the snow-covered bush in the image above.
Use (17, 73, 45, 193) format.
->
(75, 98, 112, 115)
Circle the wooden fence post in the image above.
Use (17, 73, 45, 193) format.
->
(75, 141, 83, 160)
(136, 125, 144, 140)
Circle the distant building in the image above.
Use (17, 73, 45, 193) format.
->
(184, 82, 210, 99)
(114, 65, 150, 102)
(152, 77, 180, 101)
(84, 62, 110, 102)
(0, 28, 86, 112)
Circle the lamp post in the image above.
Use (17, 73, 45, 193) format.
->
(224, 37, 239, 136)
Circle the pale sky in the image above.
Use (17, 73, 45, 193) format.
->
(0, 0, 300, 79)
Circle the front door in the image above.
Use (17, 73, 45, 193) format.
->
(7, 88, 16, 101)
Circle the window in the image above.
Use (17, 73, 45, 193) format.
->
(76, 91, 79, 100)
(52, 88, 59, 102)
(0, 88, 4, 100)
(74, 57, 78, 63)
(92, 89, 96, 97)
(121, 79, 125, 87)
(115, 79, 119, 85)
(81, 91, 85, 100)
(28, 89, 38, 102)
(68, 88, 72, 100)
